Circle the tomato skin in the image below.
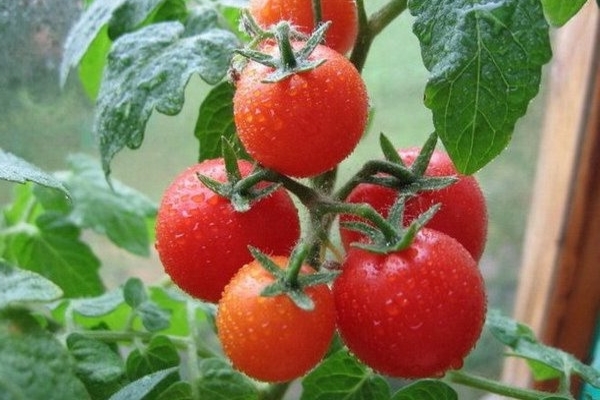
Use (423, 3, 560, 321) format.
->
(248, 0, 358, 54)
(155, 159, 300, 303)
(340, 148, 488, 260)
(333, 229, 487, 378)
(217, 256, 336, 382)
(233, 43, 368, 178)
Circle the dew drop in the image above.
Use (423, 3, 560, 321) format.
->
(449, 358, 464, 371)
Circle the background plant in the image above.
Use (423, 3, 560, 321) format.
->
(0, 0, 598, 399)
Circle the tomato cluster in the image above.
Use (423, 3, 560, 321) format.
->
(155, 1, 487, 385)
(155, 159, 301, 303)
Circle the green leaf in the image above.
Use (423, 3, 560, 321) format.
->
(0, 150, 69, 195)
(126, 336, 180, 381)
(487, 310, 600, 388)
(67, 333, 127, 398)
(79, 25, 112, 101)
(108, 0, 182, 39)
(71, 288, 125, 317)
(2, 212, 104, 298)
(156, 381, 193, 400)
(194, 81, 243, 162)
(77, 0, 188, 101)
(0, 261, 63, 308)
(94, 10, 239, 177)
(541, 0, 587, 26)
(391, 380, 457, 400)
(124, 278, 171, 332)
(60, 0, 128, 86)
(0, 311, 90, 400)
(108, 367, 179, 400)
(1, 183, 41, 226)
(409, 0, 552, 174)
(124, 278, 149, 308)
(149, 286, 197, 336)
(60, 153, 157, 257)
(301, 350, 391, 400)
(195, 358, 259, 400)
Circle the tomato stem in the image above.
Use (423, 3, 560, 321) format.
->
(318, 201, 399, 245)
(311, 0, 323, 27)
(445, 371, 569, 400)
(334, 159, 414, 201)
(284, 242, 310, 288)
(350, 0, 408, 72)
(274, 22, 298, 70)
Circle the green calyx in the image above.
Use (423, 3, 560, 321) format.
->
(336, 132, 457, 201)
(235, 20, 331, 83)
(340, 195, 440, 254)
(196, 139, 281, 212)
(331, 132, 456, 254)
(252, 244, 339, 312)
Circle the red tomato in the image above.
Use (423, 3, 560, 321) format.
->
(217, 256, 336, 382)
(333, 229, 487, 378)
(233, 42, 368, 178)
(340, 148, 488, 260)
(248, 0, 358, 54)
(155, 159, 300, 303)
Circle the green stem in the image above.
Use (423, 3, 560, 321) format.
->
(311, 168, 338, 196)
(263, 169, 324, 208)
(284, 242, 310, 287)
(186, 301, 202, 400)
(274, 22, 298, 70)
(318, 201, 398, 244)
(350, 0, 408, 72)
(72, 323, 216, 359)
(446, 371, 567, 400)
(312, 0, 323, 27)
(349, 0, 372, 72)
(234, 168, 275, 194)
(334, 159, 414, 201)
(75, 329, 154, 343)
(369, 0, 409, 37)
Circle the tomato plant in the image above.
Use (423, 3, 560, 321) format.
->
(233, 39, 368, 178)
(248, 0, 358, 54)
(340, 148, 488, 260)
(1, 1, 598, 400)
(155, 158, 300, 303)
(334, 228, 487, 378)
(216, 255, 336, 382)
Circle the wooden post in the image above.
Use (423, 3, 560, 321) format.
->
(502, 0, 600, 392)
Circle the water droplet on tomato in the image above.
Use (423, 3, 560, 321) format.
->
(409, 321, 423, 330)
(192, 193, 205, 203)
(449, 358, 464, 370)
(385, 298, 400, 316)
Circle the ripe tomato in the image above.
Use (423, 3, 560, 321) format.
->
(340, 148, 488, 260)
(216, 256, 336, 382)
(333, 229, 487, 378)
(155, 159, 300, 303)
(233, 42, 368, 178)
(248, 0, 358, 54)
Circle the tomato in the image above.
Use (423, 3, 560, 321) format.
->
(233, 42, 368, 178)
(216, 256, 336, 382)
(248, 0, 358, 55)
(155, 159, 300, 303)
(333, 229, 487, 378)
(340, 148, 488, 260)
